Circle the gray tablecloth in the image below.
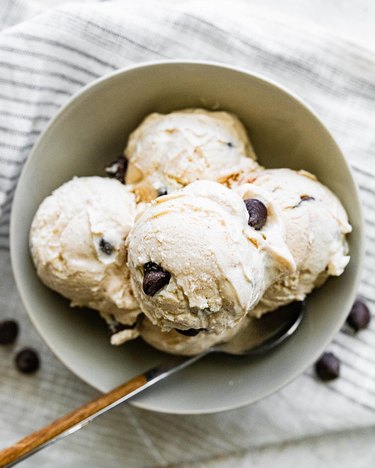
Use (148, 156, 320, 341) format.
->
(1, 0, 375, 466)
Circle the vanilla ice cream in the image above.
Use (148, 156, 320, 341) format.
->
(140, 317, 241, 356)
(125, 109, 259, 201)
(235, 169, 351, 317)
(127, 180, 295, 333)
(30, 177, 141, 342)
(29, 106, 352, 357)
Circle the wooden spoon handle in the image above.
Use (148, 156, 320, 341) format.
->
(0, 354, 204, 467)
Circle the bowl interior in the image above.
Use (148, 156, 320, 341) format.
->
(11, 62, 363, 414)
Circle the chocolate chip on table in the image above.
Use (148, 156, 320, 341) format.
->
(347, 298, 371, 332)
(175, 328, 204, 337)
(315, 352, 340, 381)
(15, 348, 40, 374)
(226, 141, 234, 148)
(143, 262, 171, 296)
(99, 238, 114, 255)
(104, 156, 127, 183)
(243, 198, 267, 230)
(0, 320, 19, 345)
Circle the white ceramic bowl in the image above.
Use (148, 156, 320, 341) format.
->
(11, 61, 364, 414)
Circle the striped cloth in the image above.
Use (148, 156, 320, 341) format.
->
(1, 0, 375, 466)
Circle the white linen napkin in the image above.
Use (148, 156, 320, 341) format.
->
(1, 0, 375, 466)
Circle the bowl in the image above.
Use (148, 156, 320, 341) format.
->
(10, 61, 364, 414)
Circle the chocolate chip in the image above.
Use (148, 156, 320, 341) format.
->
(300, 195, 315, 202)
(108, 320, 128, 335)
(315, 352, 340, 381)
(157, 188, 168, 197)
(175, 328, 205, 336)
(99, 238, 114, 255)
(347, 298, 371, 332)
(143, 262, 171, 296)
(226, 142, 234, 148)
(244, 198, 267, 230)
(294, 195, 315, 208)
(104, 156, 127, 183)
(15, 348, 40, 374)
(107, 315, 139, 335)
(143, 262, 164, 275)
(0, 320, 19, 345)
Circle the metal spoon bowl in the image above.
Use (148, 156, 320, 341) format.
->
(0, 303, 304, 467)
(217, 301, 304, 356)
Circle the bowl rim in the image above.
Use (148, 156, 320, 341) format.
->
(10, 59, 365, 414)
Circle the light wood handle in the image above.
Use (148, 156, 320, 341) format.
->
(0, 353, 201, 467)
(0, 373, 147, 467)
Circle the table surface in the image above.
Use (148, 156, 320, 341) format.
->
(35, 0, 375, 51)
(6, 0, 375, 466)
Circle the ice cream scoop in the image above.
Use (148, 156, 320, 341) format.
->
(124, 109, 259, 201)
(235, 169, 351, 317)
(127, 180, 295, 333)
(30, 176, 140, 341)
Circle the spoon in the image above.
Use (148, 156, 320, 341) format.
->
(0, 302, 304, 467)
